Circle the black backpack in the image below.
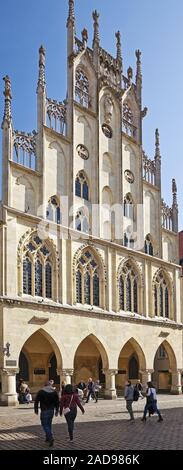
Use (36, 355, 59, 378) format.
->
(133, 386, 139, 401)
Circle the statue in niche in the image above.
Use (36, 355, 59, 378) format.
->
(104, 95, 113, 124)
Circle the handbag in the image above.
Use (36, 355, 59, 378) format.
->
(63, 395, 73, 415)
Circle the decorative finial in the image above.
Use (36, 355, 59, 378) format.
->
(67, 0, 75, 26)
(135, 49, 142, 88)
(155, 128, 160, 159)
(37, 45, 46, 92)
(81, 28, 88, 48)
(172, 178, 177, 196)
(172, 178, 178, 231)
(2, 75, 12, 128)
(127, 66, 133, 85)
(115, 31, 122, 66)
(92, 10, 100, 48)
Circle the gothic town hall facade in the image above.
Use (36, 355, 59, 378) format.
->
(0, 1, 183, 405)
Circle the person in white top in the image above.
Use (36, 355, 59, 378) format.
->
(141, 381, 163, 422)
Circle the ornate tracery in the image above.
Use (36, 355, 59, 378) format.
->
(153, 269, 172, 319)
(118, 260, 142, 314)
(75, 68, 89, 108)
(18, 230, 59, 301)
(76, 250, 100, 306)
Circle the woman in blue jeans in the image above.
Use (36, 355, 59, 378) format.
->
(141, 381, 163, 422)
(60, 384, 85, 441)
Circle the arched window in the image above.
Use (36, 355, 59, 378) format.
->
(119, 262, 139, 313)
(122, 102, 137, 139)
(75, 68, 89, 108)
(75, 171, 89, 201)
(76, 250, 100, 307)
(129, 355, 139, 379)
(17, 351, 29, 382)
(49, 354, 60, 385)
(124, 193, 134, 219)
(23, 257, 32, 294)
(75, 207, 89, 233)
(145, 234, 153, 256)
(20, 232, 57, 300)
(154, 270, 171, 318)
(46, 196, 61, 224)
(124, 232, 134, 249)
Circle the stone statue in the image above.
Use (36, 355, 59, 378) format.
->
(104, 95, 113, 124)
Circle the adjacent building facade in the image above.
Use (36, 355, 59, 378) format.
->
(0, 0, 183, 405)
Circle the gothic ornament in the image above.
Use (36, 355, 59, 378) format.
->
(102, 123, 113, 138)
(104, 95, 113, 124)
(2, 75, 12, 128)
(124, 170, 134, 184)
(77, 144, 89, 160)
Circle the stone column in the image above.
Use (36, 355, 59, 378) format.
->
(60, 369, 74, 385)
(0, 369, 19, 406)
(140, 369, 153, 390)
(171, 370, 182, 394)
(104, 369, 118, 399)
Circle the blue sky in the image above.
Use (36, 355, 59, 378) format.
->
(0, 0, 183, 228)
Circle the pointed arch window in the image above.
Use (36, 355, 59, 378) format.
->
(75, 208, 89, 233)
(76, 250, 100, 307)
(124, 193, 134, 219)
(20, 232, 57, 300)
(154, 270, 171, 318)
(75, 68, 89, 108)
(75, 171, 89, 201)
(145, 234, 153, 256)
(119, 262, 139, 313)
(46, 196, 61, 224)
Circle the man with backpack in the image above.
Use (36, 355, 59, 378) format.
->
(141, 381, 163, 422)
(124, 380, 135, 421)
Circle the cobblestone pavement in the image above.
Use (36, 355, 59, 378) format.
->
(0, 395, 183, 450)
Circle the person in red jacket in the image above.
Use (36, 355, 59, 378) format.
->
(60, 384, 85, 442)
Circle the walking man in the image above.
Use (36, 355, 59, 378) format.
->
(34, 380, 59, 446)
(124, 380, 134, 421)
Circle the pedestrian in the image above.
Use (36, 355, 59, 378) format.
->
(141, 381, 163, 422)
(85, 377, 96, 403)
(60, 384, 85, 442)
(93, 379, 101, 402)
(135, 379, 144, 399)
(18, 379, 29, 404)
(61, 380, 66, 395)
(25, 387, 32, 404)
(124, 380, 135, 421)
(34, 380, 59, 446)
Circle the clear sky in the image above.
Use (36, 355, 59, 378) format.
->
(0, 0, 183, 228)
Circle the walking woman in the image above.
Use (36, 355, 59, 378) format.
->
(60, 384, 85, 441)
(141, 381, 163, 422)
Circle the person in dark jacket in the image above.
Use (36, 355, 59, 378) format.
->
(60, 384, 85, 442)
(124, 380, 135, 421)
(34, 380, 59, 446)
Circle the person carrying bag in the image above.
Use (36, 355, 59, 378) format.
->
(60, 384, 85, 441)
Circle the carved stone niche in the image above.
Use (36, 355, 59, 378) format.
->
(104, 95, 114, 124)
